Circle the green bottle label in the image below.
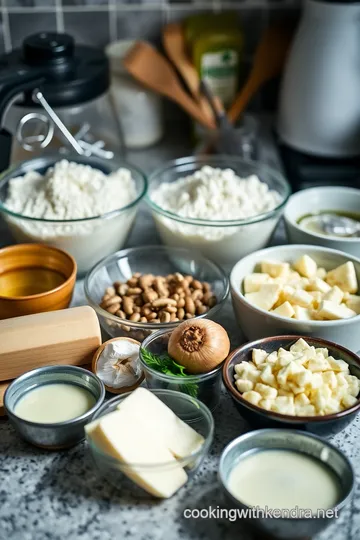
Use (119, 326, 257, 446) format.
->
(201, 49, 238, 108)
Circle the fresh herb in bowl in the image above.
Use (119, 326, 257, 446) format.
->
(140, 348, 199, 397)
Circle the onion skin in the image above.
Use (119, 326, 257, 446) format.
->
(168, 319, 230, 374)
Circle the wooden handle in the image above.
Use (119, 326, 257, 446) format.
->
(227, 79, 260, 124)
(173, 87, 215, 129)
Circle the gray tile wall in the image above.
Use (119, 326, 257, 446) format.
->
(0, 0, 301, 55)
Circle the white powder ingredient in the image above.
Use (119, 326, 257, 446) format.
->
(3, 160, 138, 275)
(151, 166, 281, 224)
(5, 159, 137, 220)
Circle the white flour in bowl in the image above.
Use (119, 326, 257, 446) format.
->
(3, 160, 138, 274)
(150, 166, 283, 267)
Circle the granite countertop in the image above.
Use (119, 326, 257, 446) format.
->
(0, 124, 359, 540)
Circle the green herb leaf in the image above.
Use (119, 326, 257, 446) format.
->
(140, 347, 199, 398)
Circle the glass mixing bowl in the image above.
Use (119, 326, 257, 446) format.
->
(85, 245, 229, 342)
(86, 389, 214, 498)
(146, 156, 290, 270)
(0, 154, 147, 276)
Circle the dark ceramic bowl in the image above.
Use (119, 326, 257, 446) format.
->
(223, 335, 360, 437)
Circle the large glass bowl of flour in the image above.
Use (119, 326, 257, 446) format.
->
(0, 155, 147, 276)
(146, 156, 290, 271)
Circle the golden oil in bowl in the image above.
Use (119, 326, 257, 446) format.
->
(0, 267, 66, 297)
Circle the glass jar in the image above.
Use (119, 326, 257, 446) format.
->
(106, 40, 164, 149)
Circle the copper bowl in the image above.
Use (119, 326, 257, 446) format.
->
(223, 335, 360, 437)
(0, 243, 77, 319)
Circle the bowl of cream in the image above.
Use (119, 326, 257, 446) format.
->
(4, 365, 105, 449)
(219, 429, 354, 539)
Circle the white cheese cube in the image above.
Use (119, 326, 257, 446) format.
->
(117, 387, 204, 460)
(311, 386, 331, 413)
(294, 255, 318, 278)
(308, 356, 331, 372)
(288, 382, 305, 395)
(252, 348, 268, 367)
(245, 283, 281, 312)
(323, 286, 344, 305)
(326, 262, 358, 293)
(317, 301, 356, 320)
(293, 305, 312, 320)
(290, 338, 312, 353)
(260, 364, 277, 387)
(254, 383, 278, 399)
(260, 260, 290, 278)
(344, 375, 360, 397)
(266, 351, 279, 365)
(277, 388, 293, 397)
(242, 391, 262, 406)
(272, 396, 295, 415)
(277, 361, 301, 386)
(308, 291, 323, 308)
(321, 371, 338, 389)
(342, 394, 358, 409)
(328, 357, 350, 373)
(243, 273, 271, 293)
(87, 409, 188, 498)
(336, 373, 349, 387)
(290, 289, 314, 308)
(292, 367, 312, 387)
(279, 285, 296, 303)
(277, 348, 295, 368)
(316, 268, 327, 279)
(345, 294, 360, 314)
(308, 373, 324, 390)
(259, 398, 273, 411)
(235, 379, 254, 393)
(306, 278, 331, 294)
(315, 347, 329, 358)
(295, 393, 310, 406)
(323, 398, 342, 415)
(296, 404, 316, 416)
(271, 301, 295, 318)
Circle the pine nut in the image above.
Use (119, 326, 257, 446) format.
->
(185, 297, 195, 314)
(177, 307, 185, 320)
(152, 298, 177, 308)
(130, 312, 141, 322)
(107, 303, 121, 314)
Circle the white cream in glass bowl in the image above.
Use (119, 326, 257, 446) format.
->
(146, 156, 290, 270)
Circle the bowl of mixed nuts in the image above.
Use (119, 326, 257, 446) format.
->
(84, 245, 229, 342)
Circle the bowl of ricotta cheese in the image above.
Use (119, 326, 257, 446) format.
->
(0, 155, 147, 276)
(146, 156, 290, 270)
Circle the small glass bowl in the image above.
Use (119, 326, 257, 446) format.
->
(146, 156, 290, 270)
(86, 389, 214, 498)
(140, 329, 223, 411)
(85, 245, 229, 342)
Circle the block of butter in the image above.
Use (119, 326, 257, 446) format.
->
(86, 388, 205, 498)
(0, 306, 101, 381)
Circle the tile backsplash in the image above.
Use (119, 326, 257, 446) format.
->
(0, 0, 301, 54)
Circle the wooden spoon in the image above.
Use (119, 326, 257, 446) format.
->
(162, 23, 214, 125)
(227, 26, 293, 124)
(124, 41, 215, 129)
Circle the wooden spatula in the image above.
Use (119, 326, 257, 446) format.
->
(227, 26, 293, 124)
(124, 41, 215, 129)
(162, 23, 214, 125)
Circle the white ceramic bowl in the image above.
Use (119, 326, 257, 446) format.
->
(284, 187, 360, 257)
(230, 244, 360, 352)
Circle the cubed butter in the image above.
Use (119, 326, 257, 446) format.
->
(326, 262, 358, 294)
(245, 283, 281, 311)
(260, 260, 290, 278)
(293, 255, 317, 278)
(243, 273, 270, 294)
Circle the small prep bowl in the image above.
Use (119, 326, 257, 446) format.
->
(284, 187, 360, 257)
(0, 154, 147, 276)
(140, 329, 223, 411)
(219, 429, 354, 539)
(146, 156, 290, 270)
(223, 335, 360, 437)
(85, 245, 229, 342)
(86, 389, 214, 498)
(230, 244, 360, 352)
(0, 243, 76, 319)
(4, 365, 105, 449)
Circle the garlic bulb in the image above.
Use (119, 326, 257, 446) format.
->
(93, 337, 142, 393)
(168, 319, 230, 374)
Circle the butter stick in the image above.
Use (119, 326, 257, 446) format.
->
(0, 307, 101, 381)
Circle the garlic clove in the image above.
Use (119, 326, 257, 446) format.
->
(92, 337, 144, 393)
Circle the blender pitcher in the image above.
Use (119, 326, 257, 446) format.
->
(0, 32, 124, 167)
